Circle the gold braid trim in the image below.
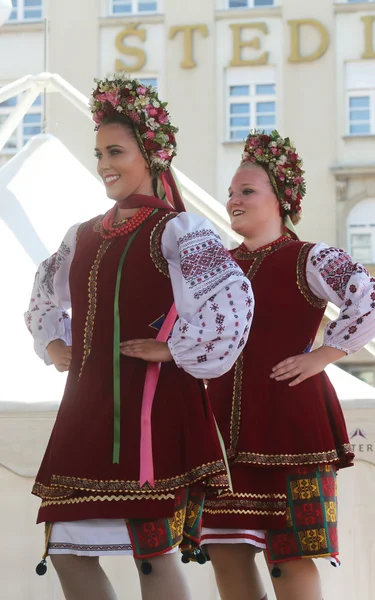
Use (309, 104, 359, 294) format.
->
(150, 211, 178, 277)
(32, 482, 75, 500)
(204, 499, 286, 512)
(228, 353, 244, 457)
(233, 445, 353, 467)
(93, 217, 102, 233)
(42, 460, 226, 495)
(297, 243, 327, 309)
(76, 222, 88, 243)
(215, 492, 287, 499)
(40, 493, 174, 508)
(204, 490, 287, 513)
(78, 239, 112, 379)
(204, 508, 285, 516)
(233, 237, 293, 268)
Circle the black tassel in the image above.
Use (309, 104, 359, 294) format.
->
(271, 564, 282, 578)
(195, 548, 207, 565)
(140, 560, 152, 575)
(181, 550, 190, 564)
(36, 559, 47, 576)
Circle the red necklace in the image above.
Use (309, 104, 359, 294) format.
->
(100, 205, 154, 240)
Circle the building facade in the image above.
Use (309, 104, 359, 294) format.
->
(1, 0, 375, 380)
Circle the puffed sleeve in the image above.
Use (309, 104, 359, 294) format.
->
(161, 213, 254, 378)
(24, 224, 79, 364)
(306, 243, 375, 354)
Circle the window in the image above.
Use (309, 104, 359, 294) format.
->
(9, 0, 43, 22)
(347, 199, 375, 264)
(0, 94, 43, 155)
(228, 0, 274, 7)
(346, 62, 375, 136)
(348, 93, 375, 135)
(350, 233, 372, 262)
(110, 0, 158, 15)
(138, 77, 158, 89)
(346, 0, 375, 3)
(228, 82, 276, 141)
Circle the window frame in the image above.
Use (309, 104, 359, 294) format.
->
(9, 0, 43, 23)
(0, 93, 43, 156)
(347, 224, 375, 264)
(345, 0, 375, 4)
(227, 82, 277, 142)
(135, 75, 159, 89)
(226, 0, 275, 9)
(346, 90, 375, 136)
(109, 0, 159, 16)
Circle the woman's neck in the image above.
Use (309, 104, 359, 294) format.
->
(115, 189, 154, 221)
(243, 225, 284, 251)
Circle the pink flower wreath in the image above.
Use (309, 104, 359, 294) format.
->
(90, 74, 178, 175)
(242, 130, 306, 224)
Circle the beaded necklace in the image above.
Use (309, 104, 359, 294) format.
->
(100, 205, 154, 240)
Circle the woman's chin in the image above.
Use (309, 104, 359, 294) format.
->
(230, 222, 247, 236)
(106, 189, 125, 202)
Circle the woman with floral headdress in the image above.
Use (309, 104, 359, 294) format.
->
(24, 75, 254, 600)
(201, 130, 375, 600)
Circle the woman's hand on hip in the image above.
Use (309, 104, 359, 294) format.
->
(120, 339, 173, 363)
(47, 339, 72, 372)
(270, 346, 346, 387)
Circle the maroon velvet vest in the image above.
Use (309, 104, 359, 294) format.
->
(34, 209, 227, 522)
(209, 238, 352, 468)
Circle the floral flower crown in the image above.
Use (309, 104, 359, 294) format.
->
(241, 130, 306, 224)
(90, 73, 178, 175)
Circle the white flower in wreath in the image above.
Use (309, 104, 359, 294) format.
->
(147, 117, 160, 131)
(282, 202, 291, 211)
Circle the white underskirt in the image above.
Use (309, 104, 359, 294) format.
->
(49, 519, 177, 557)
(201, 527, 266, 550)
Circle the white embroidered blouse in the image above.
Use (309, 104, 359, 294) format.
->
(24, 213, 254, 379)
(306, 243, 375, 354)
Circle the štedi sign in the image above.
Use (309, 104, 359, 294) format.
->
(114, 16, 375, 71)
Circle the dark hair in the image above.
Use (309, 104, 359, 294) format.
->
(99, 113, 137, 140)
(99, 114, 159, 197)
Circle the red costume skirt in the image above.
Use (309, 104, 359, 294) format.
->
(45, 486, 205, 561)
(202, 465, 340, 565)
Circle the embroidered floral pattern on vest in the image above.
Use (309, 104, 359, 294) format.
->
(78, 239, 112, 379)
(149, 211, 177, 277)
(297, 243, 327, 309)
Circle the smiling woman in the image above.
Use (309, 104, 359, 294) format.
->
(95, 118, 154, 203)
(24, 74, 254, 600)
(202, 130, 375, 600)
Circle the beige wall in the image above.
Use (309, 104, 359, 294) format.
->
(1, 0, 375, 241)
(47, 0, 100, 174)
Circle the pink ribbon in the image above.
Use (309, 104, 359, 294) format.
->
(140, 304, 177, 488)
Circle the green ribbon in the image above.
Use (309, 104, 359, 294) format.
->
(112, 209, 158, 464)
